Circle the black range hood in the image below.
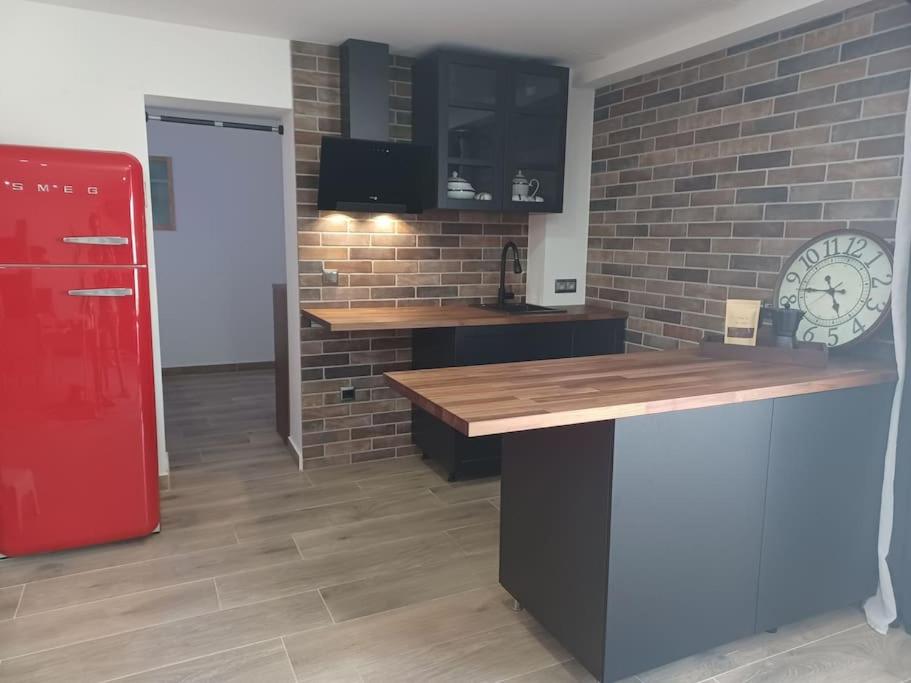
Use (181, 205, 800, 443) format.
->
(317, 39, 431, 214)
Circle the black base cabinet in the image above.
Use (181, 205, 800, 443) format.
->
(412, 319, 625, 480)
(498, 383, 893, 682)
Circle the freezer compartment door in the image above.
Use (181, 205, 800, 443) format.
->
(0, 266, 159, 556)
(0, 145, 148, 266)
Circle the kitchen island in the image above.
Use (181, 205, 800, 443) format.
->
(302, 303, 627, 479)
(385, 350, 897, 682)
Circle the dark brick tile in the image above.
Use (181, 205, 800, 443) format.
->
(625, 78, 660, 99)
(869, 47, 911, 75)
(645, 307, 682, 324)
(841, 25, 911, 60)
(858, 136, 906, 158)
(727, 64, 778, 89)
(620, 168, 654, 183)
(609, 127, 642, 145)
(691, 189, 736, 206)
(716, 204, 765, 220)
(736, 187, 789, 204)
(718, 170, 768, 188)
(746, 36, 804, 66)
(744, 75, 799, 102)
(765, 203, 823, 219)
(624, 109, 659, 128)
(780, 12, 844, 39)
(738, 150, 792, 170)
(793, 142, 857, 165)
(668, 267, 709, 283)
(610, 97, 644, 117)
(595, 89, 624, 109)
(655, 131, 695, 150)
(698, 89, 745, 111)
(728, 32, 781, 56)
(773, 87, 835, 114)
(700, 54, 748, 79)
(637, 209, 675, 223)
(607, 155, 641, 171)
(693, 157, 738, 174)
(605, 183, 640, 197)
(733, 222, 785, 237)
(827, 158, 902, 179)
(591, 161, 607, 174)
(695, 123, 742, 143)
(642, 119, 680, 139)
(654, 162, 694, 179)
(682, 76, 725, 100)
(590, 199, 618, 212)
(767, 165, 827, 184)
(675, 175, 718, 192)
(874, 3, 911, 32)
(688, 222, 733, 237)
(823, 199, 897, 219)
(670, 238, 712, 252)
(843, 69, 911, 104)
(796, 101, 863, 126)
(710, 269, 758, 286)
(832, 114, 906, 141)
(644, 88, 682, 109)
(653, 193, 691, 208)
(741, 113, 797, 135)
(790, 182, 853, 201)
(730, 255, 781, 272)
(778, 46, 840, 76)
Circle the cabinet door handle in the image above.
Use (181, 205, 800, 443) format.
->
(62, 236, 130, 246)
(67, 288, 134, 297)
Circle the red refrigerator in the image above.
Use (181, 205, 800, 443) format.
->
(0, 144, 159, 556)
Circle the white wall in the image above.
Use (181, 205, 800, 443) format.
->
(526, 85, 594, 307)
(0, 0, 303, 474)
(147, 116, 286, 368)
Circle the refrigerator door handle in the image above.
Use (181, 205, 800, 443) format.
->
(62, 236, 130, 246)
(67, 288, 134, 297)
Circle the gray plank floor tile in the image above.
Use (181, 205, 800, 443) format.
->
(0, 579, 217, 659)
(0, 592, 329, 682)
(113, 639, 296, 682)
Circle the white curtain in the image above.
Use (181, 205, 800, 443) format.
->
(865, 87, 911, 634)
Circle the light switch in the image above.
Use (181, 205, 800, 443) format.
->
(322, 268, 339, 286)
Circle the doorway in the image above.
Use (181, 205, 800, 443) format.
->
(144, 107, 293, 471)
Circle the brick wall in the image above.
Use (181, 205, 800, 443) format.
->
(292, 41, 528, 467)
(587, 0, 909, 351)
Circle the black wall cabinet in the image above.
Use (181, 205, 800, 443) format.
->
(413, 50, 569, 213)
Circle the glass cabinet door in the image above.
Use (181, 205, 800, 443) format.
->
(505, 65, 568, 213)
(441, 57, 503, 208)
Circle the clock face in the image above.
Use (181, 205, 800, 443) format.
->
(775, 230, 893, 348)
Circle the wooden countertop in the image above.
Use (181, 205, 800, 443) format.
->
(385, 350, 896, 437)
(300, 304, 627, 332)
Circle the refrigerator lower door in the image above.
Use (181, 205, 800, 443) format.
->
(0, 266, 159, 556)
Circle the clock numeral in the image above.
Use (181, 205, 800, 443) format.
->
(779, 294, 797, 307)
(865, 251, 884, 268)
(853, 319, 866, 335)
(828, 328, 840, 347)
(872, 276, 892, 288)
(802, 326, 818, 342)
(785, 271, 800, 284)
(866, 298, 886, 313)
(846, 237, 868, 258)
(824, 237, 840, 257)
(798, 248, 820, 270)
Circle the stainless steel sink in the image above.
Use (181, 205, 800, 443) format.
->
(472, 303, 566, 315)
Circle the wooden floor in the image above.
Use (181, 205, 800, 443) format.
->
(0, 369, 909, 682)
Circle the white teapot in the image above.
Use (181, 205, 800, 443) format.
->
(512, 170, 540, 201)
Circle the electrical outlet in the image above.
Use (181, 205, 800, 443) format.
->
(340, 386, 356, 402)
(554, 278, 577, 294)
(322, 268, 339, 286)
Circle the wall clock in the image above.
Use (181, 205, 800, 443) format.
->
(774, 229, 893, 349)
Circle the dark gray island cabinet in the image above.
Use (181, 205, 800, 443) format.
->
(385, 351, 897, 682)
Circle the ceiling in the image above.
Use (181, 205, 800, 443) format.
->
(29, 0, 747, 65)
